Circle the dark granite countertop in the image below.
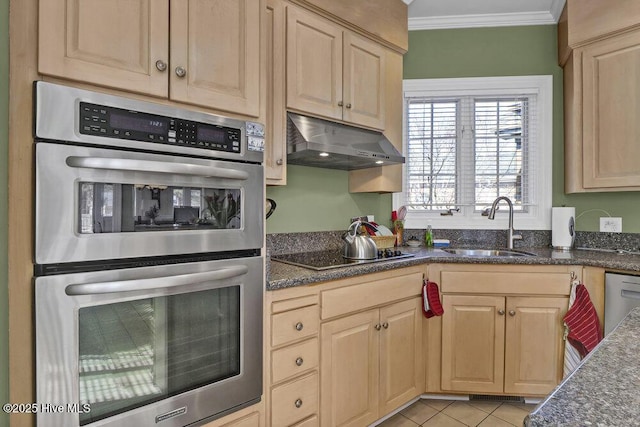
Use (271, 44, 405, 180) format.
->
(267, 246, 640, 290)
(524, 307, 640, 426)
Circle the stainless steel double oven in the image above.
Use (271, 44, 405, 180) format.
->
(34, 82, 265, 427)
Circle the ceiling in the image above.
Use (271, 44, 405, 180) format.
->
(405, 0, 566, 31)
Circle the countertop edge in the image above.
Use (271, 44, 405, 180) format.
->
(266, 247, 640, 290)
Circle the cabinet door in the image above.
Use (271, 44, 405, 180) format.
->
(170, 0, 261, 117)
(320, 310, 379, 427)
(441, 295, 505, 393)
(265, 0, 287, 184)
(342, 33, 386, 130)
(504, 297, 568, 395)
(286, 6, 343, 121)
(379, 298, 423, 415)
(39, 0, 169, 97)
(581, 30, 640, 189)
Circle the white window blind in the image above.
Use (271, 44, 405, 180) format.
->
(397, 76, 552, 230)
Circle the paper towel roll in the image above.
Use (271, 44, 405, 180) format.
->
(552, 207, 575, 250)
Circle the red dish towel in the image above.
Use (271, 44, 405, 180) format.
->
(422, 280, 444, 318)
(563, 284, 602, 358)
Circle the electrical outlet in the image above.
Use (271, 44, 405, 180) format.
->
(600, 217, 622, 233)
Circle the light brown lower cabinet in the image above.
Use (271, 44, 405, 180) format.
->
(201, 401, 264, 427)
(320, 298, 423, 427)
(441, 295, 569, 395)
(266, 285, 322, 427)
(433, 264, 575, 397)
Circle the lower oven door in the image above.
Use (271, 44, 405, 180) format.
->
(35, 141, 263, 265)
(36, 256, 263, 427)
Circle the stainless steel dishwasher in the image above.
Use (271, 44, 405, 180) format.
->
(605, 272, 640, 335)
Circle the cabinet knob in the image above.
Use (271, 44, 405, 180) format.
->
(382, 322, 389, 329)
(175, 66, 187, 78)
(498, 309, 505, 316)
(509, 310, 516, 316)
(338, 101, 344, 107)
(346, 103, 352, 109)
(155, 60, 167, 72)
(374, 323, 382, 331)
(294, 399, 303, 408)
(295, 322, 304, 331)
(276, 159, 283, 166)
(295, 357, 304, 366)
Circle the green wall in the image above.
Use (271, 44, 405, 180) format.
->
(266, 165, 391, 233)
(405, 26, 640, 232)
(1, 0, 9, 424)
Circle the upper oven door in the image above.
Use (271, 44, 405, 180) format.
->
(36, 142, 263, 265)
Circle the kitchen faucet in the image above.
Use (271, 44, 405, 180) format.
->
(487, 196, 522, 249)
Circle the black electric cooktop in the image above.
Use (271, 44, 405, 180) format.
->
(272, 249, 415, 271)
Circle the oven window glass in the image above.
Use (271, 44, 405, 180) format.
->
(77, 286, 241, 425)
(78, 182, 242, 233)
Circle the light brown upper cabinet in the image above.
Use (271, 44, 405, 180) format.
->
(566, 30, 640, 191)
(265, 0, 287, 184)
(39, 0, 261, 118)
(286, 6, 386, 130)
(560, 0, 640, 192)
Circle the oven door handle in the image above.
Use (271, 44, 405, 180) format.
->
(65, 265, 250, 295)
(66, 156, 250, 180)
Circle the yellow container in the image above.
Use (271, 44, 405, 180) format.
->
(371, 235, 396, 249)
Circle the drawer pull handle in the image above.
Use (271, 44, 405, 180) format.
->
(374, 323, 381, 331)
(338, 101, 344, 107)
(295, 322, 304, 331)
(498, 309, 505, 316)
(294, 399, 303, 408)
(382, 322, 389, 329)
(346, 103, 352, 109)
(295, 357, 304, 366)
(509, 310, 516, 316)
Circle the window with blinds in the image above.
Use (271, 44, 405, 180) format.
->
(398, 76, 552, 229)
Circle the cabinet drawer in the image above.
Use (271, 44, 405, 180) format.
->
(219, 412, 260, 427)
(271, 373, 318, 427)
(272, 338, 319, 384)
(272, 305, 319, 347)
(292, 415, 318, 427)
(441, 271, 571, 295)
(321, 271, 422, 319)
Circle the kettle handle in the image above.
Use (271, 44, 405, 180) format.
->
(344, 220, 360, 244)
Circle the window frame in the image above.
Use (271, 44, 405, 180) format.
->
(395, 75, 553, 230)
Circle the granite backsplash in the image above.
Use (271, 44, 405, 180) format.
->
(266, 229, 640, 255)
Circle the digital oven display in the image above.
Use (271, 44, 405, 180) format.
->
(197, 125, 227, 143)
(110, 113, 168, 135)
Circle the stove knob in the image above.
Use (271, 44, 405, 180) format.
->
(377, 250, 384, 258)
(395, 250, 402, 256)
(385, 249, 393, 258)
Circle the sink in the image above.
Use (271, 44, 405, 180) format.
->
(442, 248, 536, 257)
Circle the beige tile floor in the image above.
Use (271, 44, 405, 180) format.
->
(377, 399, 536, 427)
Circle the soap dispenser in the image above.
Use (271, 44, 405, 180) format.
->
(425, 223, 434, 247)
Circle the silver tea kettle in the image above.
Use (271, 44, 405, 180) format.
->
(343, 221, 378, 260)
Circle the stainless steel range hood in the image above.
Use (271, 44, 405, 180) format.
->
(286, 113, 404, 170)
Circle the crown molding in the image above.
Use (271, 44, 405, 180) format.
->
(549, 0, 567, 22)
(409, 10, 560, 31)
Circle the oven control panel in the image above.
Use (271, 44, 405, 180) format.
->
(79, 102, 262, 154)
